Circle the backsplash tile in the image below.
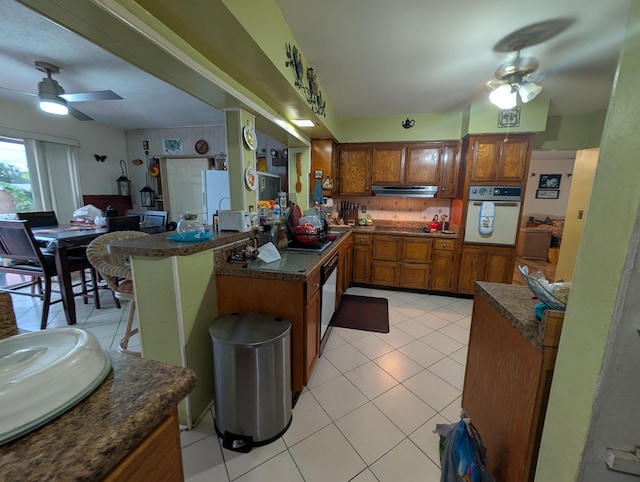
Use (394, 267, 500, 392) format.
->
(332, 196, 451, 223)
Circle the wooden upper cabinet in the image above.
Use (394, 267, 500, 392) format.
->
(405, 145, 440, 185)
(468, 134, 533, 183)
(439, 143, 460, 197)
(338, 145, 371, 196)
(311, 139, 336, 195)
(372, 146, 405, 185)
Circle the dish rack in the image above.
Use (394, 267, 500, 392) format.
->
(518, 265, 567, 311)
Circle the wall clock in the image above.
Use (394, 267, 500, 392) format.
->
(195, 139, 209, 154)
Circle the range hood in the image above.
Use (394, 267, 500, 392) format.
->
(371, 185, 438, 198)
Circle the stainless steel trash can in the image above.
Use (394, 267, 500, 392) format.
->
(209, 312, 292, 452)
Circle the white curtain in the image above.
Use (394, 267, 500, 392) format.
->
(23, 139, 83, 223)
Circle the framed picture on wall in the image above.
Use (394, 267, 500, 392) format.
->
(538, 174, 561, 189)
(536, 189, 560, 199)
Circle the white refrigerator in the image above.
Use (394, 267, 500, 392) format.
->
(201, 170, 231, 225)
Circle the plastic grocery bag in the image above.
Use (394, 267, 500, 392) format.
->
(434, 413, 495, 482)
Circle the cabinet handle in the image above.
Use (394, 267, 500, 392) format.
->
(314, 283, 320, 287)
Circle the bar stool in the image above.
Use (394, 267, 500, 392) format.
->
(86, 231, 148, 356)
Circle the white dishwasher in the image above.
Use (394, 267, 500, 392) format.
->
(320, 253, 338, 347)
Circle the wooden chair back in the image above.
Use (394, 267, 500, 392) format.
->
(107, 215, 141, 232)
(16, 211, 59, 228)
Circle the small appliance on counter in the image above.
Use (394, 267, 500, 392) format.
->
(218, 210, 251, 232)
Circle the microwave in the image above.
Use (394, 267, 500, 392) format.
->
(218, 210, 251, 232)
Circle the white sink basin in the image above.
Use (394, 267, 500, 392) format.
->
(0, 328, 111, 444)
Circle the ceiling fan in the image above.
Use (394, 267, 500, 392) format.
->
(486, 19, 574, 109)
(0, 61, 122, 121)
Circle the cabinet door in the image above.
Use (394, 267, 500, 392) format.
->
(401, 237, 431, 263)
(399, 263, 430, 289)
(338, 146, 371, 196)
(352, 244, 371, 283)
(337, 234, 353, 302)
(372, 235, 401, 261)
(311, 140, 336, 195)
(405, 146, 440, 185)
(431, 239, 457, 292)
(371, 260, 399, 286)
(499, 136, 531, 182)
(304, 288, 321, 385)
(372, 146, 405, 185)
(468, 137, 502, 182)
(458, 245, 515, 294)
(439, 143, 459, 198)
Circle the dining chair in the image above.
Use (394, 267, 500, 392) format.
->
(16, 211, 59, 228)
(0, 220, 98, 330)
(106, 215, 140, 232)
(86, 231, 149, 356)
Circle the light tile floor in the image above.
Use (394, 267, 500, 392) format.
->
(9, 282, 472, 482)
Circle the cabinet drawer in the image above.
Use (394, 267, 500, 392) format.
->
(434, 239, 456, 251)
(353, 234, 372, 245)
(305, 269, 321, 304)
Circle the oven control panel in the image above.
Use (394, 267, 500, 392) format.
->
(468, 185, 523, 201)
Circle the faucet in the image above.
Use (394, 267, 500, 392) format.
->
(218, 197, 230, 213)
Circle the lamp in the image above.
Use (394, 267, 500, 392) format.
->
(140, 186, 155, 207)
(517, 82, 542, 103)
(38, 76, 68, 116)
(489, 84, 517, 109)
(116, 160, 131, 197)
(488, 53, 542, 108)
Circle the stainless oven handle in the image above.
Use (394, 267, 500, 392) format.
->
(471, 202, 519, 207)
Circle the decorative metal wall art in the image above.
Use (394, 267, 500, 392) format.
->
(401, 118, 415, 129)
(285, 43, 326, 117)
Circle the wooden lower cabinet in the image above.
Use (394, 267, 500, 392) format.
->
(352, 234, 372, 283)
(370, 235, 432, 289)
(463, 294, 564, 482)
(430, 239, 457, 292)
(457, 244, 515, 295)
(337, 233, 353, 301)
(304, 272, 321, 383)
(104, 408, 184, 482)
(216, 272, 318, 391)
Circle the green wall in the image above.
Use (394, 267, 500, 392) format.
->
(535, 1, 640, 479)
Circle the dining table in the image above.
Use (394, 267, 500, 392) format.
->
(32, 223, 164, 326)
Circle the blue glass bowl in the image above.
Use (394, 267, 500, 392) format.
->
(167, 232, 212, 242)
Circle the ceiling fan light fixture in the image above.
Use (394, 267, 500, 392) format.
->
(518, 81, 542, 103)
(489, 84, 517, 109)
(37, 77, 68, 116)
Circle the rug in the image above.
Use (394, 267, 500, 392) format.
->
(330, 294, 389, 333)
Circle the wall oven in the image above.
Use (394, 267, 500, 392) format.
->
(464, 186, 522, 246)
(320, 252, 338, 351)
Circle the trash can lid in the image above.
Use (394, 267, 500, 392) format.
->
(209, 313, 291, 347)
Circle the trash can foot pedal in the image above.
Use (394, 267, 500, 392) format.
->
(222, 431, 253, 453)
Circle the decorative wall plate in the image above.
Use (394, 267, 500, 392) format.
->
(243, 125, 257, 151)
(322, 177, 334, 190)
(195, 139, 209, 154)
(245, 167, 257, 190)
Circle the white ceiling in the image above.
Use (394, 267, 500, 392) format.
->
(0, 0, 632, 135)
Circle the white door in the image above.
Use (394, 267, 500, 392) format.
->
(166, 158, 208, 223)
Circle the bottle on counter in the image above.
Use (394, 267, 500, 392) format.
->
(273, 201, 281, 224)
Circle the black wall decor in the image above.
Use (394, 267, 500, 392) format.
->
(285, 43, 326, 117)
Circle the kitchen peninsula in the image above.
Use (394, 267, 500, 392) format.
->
(463, 282, 565, 482)
(0, 292, 196, 481)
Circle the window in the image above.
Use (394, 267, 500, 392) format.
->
(0, 137, 33, 219)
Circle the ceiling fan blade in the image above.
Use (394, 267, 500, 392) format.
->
(0, 85, 36, 97)
(59, 90, 122, 102)
(68, 105, 93, 121)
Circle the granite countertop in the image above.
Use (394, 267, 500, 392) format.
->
(353, 222, 459, 238)
(215, 230, 350, 282)
(108, 229, 253, 258)
(474, 281, 557, 350)
(0, 313, 196, 481)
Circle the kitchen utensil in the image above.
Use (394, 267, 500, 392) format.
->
(295, 152, 302, 192)
(428, 214, 443, 231)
